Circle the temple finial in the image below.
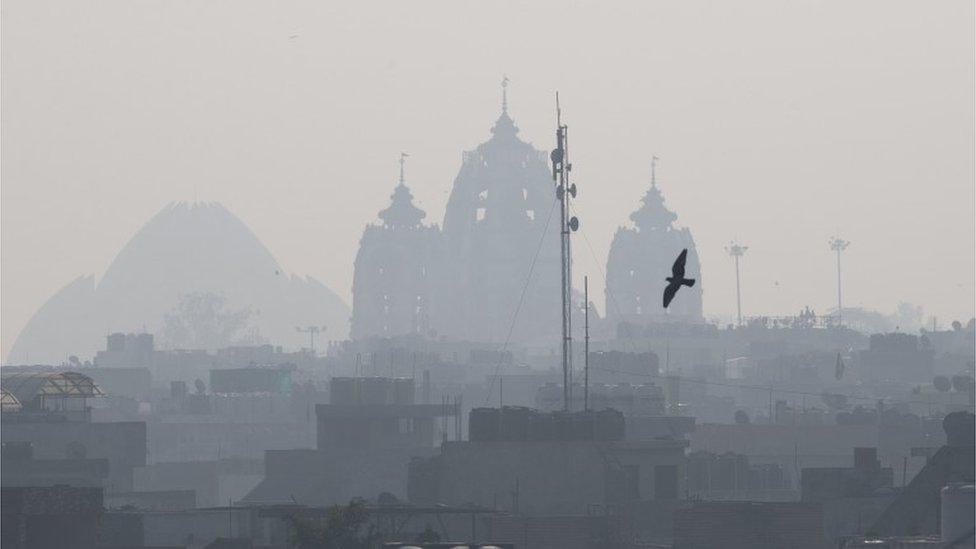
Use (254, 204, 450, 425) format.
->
(501, 75, 510, 115)
(651, 156, 659, 187)
(399, 152, 409, 185)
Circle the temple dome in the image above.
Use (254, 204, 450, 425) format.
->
(436, 86, 562, 343)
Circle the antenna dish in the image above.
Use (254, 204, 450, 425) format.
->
(569, 217, 579, 231)
(569, 184, 577, 198)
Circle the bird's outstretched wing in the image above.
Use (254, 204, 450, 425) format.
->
(663, 282, 680, 308)
(672, 249, 688, 278)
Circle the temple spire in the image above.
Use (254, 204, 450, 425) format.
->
(379, 153, 425, 229)
(631, 157, 677, 231)
(490, 75, 518, 138)
(399, 152, 409, 185)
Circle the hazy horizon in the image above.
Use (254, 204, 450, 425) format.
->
(3, 0, 974, 359)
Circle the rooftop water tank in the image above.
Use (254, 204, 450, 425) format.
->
(941, 482, 975, 543)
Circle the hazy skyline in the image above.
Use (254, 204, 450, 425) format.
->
(3, 0, 974, 359)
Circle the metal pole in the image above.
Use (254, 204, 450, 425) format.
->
(584, 276, 590, 412)
(830, 237, 849, 327)
(836, 247, 843, 326)
(558, 112, 569, 411)
(726, 242, 748, 327)
(735, 255, 742, 327)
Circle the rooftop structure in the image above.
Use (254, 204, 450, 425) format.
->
(0, 371, 104, 414)
(408, 407, 686, 514)
(1, 387, 22, 412)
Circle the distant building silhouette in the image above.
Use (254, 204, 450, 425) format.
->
(438, 92, 561, 344)
(606, 173, 703, 324)
(351, 165, 442, 340)
(8, 202, 350, 363)
(351, 89, 560, 344)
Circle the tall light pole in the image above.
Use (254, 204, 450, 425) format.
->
(725, 241, 748, 327)
(829, 237, 850, 327)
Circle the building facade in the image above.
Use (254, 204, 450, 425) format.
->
(351, 91, 560, 344)
(351, 167, 444, 340)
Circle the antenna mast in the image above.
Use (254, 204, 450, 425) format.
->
(551, 92, 579, 412)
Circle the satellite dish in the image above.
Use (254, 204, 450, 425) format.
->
(556, 185, 564, 200)
(568, 184, 577, 198)
(568, 217, 579, 231)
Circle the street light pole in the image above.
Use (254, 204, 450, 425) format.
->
(725, 241, 748, 327)
(829, 237, 850, 327)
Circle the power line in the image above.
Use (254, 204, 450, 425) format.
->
(484, 196, 560, 405)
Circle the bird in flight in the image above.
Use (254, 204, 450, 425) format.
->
(663, 248, 696, 308)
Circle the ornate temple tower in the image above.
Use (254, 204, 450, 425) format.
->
(350, 156, 444, 340)
(605, 165, 703, 324)
(438, 81, 561, 343)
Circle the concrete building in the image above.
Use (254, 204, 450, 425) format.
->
(1, 486, 104, 549)
(408, 408, 687, 515)
(859, 332, 935, 383)
(1, 441, 109, 489)
(801, 447, 893, 502)
(686, 450, 793, 500)
(241, 377, 456, 506)
(672, 501, 825, 549)
(134, 458, 263, 508)
(1, 371, 146, 492)
(870, 411, 975, 539)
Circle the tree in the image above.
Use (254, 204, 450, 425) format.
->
(286, 499, 379, 549)
(952, 375, 974, 393)
(734, 410, 751, 424)
(933, 376, 951, 393)
(160, 292, 258, 351)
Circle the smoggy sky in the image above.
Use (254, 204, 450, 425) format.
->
(2, 0, 974, 358)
